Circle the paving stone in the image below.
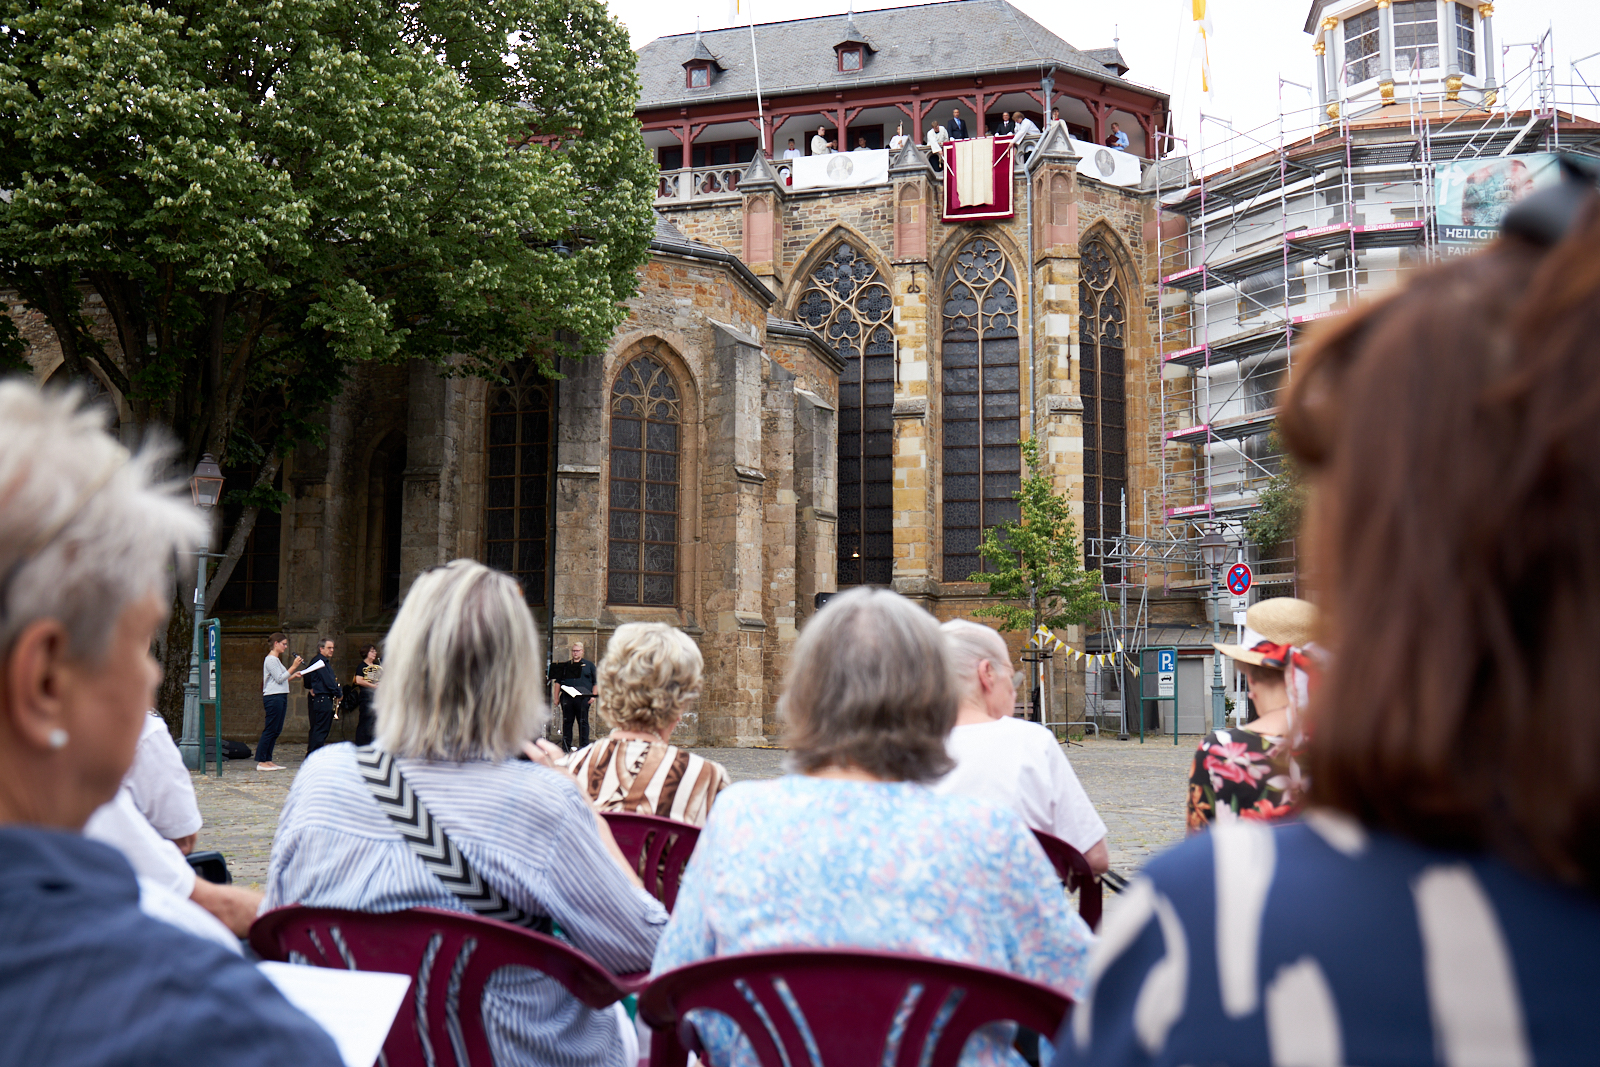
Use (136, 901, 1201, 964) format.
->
(192, 736, 1199, 894)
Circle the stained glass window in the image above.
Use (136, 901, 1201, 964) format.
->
(485, 360, 553, 604)
(609, 352, 681, 606)
(940, 237, 1021, 583)
(1080, 237, 1126, 585)
(796, 243, 895, 586)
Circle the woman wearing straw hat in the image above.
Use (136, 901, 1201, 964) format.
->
(1185, 596, 1317, 833)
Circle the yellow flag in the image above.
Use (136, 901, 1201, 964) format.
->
(1192, 0, 1213, 95)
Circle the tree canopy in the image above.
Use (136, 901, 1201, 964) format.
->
(969, 437, 1108, 635)
(0, 0, 656, 723)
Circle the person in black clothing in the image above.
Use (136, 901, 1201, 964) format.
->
(548, 641, 597, 752)
(301, 638, 341, 755)
(948, 108, 969, 140)
(993, 114, 1015, 136)
(347, 643, 380, 747)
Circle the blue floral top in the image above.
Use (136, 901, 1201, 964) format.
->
(652, 775, 1092, 1066)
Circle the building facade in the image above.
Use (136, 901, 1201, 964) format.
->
(14, 0, 1182, 745)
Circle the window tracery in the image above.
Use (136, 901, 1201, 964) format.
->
(796, 242, 895, 586)
(608, 351, 681, 606)
(941, 236, 1021, 582)
(1080, 236, 1127, 585)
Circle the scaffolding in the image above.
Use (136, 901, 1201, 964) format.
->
(1142, 33, 1600, 595)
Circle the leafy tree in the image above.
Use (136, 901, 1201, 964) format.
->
(0, 0, 655, 728)
(969, 437, 1109, 637)
(1243, 432, 1307, 550)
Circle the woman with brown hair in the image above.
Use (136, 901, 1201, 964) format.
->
(1065, 164, 1600, 1065)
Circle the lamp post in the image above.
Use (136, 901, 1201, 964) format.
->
(179, 454, 224, 770)
(1199, 528, 1229, 732)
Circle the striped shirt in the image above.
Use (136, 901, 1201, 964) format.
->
(263, 743, 669, 1067)
(563, 736, 731, 827)
(1063, 813, 1600, 1066)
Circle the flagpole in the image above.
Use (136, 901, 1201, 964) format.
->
(747, 2, 766, 154)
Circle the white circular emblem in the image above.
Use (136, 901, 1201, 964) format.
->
(1095, 149, 1116, 177)
(826, 155, 855, 180)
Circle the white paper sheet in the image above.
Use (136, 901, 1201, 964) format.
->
(302, 658, 326, 674)
(258, 961, 411, 1067)
(560, 685, 582, 698)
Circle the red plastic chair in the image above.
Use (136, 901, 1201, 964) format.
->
(600, 811, 700, 912)
(1031, 829, 1103, 931)
(250, 906, 636, 1067)
(639, 948, 1073, 1067)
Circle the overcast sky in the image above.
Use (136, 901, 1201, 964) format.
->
(605, 0, 1598, 168)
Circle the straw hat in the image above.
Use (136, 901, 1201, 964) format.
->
(1214, 597, 1319, 667)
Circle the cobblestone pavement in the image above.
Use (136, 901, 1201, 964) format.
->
(193, 735, 1197, 891)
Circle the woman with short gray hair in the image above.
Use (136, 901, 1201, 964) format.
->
(265, 559, 666, 1067)
(653, 587, 1092, 1066)
(0, 382, 340, 1064)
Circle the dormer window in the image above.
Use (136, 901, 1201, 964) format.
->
(832, 16, 874, 75)
(682, 35, 723, 89)
(839, 46, 862, 72)
(687, 63, 711, 88)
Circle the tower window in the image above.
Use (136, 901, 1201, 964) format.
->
(1394, 1, 1440, 72)
(1343, 8, 1381, 84)
(1455, 4, 1477, 76)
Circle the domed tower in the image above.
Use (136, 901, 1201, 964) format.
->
(1306, 0, 1498, 119)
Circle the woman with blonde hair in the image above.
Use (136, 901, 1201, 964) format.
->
(564, 623, 729, 826)
(263, 559, 666, 1067)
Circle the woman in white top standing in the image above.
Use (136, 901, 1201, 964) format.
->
(256, 631, 302, 771)
(934, 619, 1110, 873)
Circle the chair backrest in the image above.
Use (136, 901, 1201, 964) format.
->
(1031, 829, 1102, 931)
(639, 948, 1072, 1067)
(250, 906, 631, 1067)
(600, 811, 700, 912)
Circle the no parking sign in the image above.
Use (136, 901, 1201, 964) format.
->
(1226, 562, 1253, 596)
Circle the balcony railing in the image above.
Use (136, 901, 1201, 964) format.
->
(655, 166, 745, 204)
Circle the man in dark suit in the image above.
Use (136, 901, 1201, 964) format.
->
(548, 641, 597, 752)
(948, 108, 970, 140)
(301, 638, 341, 755)
(993, 113, 1015, 136)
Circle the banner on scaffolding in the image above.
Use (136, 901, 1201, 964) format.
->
(1435, 153, 1561, 253)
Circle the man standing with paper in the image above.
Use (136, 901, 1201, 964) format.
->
(301, 638, 341, 756)
(548, 642, 596, 752)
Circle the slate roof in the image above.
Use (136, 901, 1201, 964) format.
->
(635, 0, 1165, 111)
(1083, 47, 1129, 76)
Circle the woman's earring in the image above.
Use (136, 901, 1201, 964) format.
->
(47, 728, 69, 750)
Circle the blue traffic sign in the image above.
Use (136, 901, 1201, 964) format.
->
(1157, 649, 1176, 673)
(1226, 562, 1253, 596)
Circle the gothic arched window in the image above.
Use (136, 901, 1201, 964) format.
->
(1080, 237, 1127, 584)
(486, 360, 553, 604)
(796, 242, 895, 586)
(941, 237, 1021, 582)
(609, 352, 681, 606)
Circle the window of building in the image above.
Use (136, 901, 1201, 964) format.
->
(485, 360, 553, 605)
(608, 352, 681, 606)
(1455, 4, 1477, 75)
(1343, 8, 1381, 84)
(1079, 237, 1127, 585)
(940, 237, 1021, 583)
(1393, 1, 1440, 72)
(839, 47, 862, 71)
(687, 63, 710, 88)
(796, 243, 894, 586)
(214, 468, 282, 614)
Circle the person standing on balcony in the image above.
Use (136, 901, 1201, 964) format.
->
(993, 113, 1015, 136)
(948, 107, 969, 139)
(1107, 121, 1130, 150)
(810, 126, 831, 155)
(1014, 110, 1040, 141)
(853, 136, 870, 152)
(889, 123, 908, 152)
(783, 138, 801, 159)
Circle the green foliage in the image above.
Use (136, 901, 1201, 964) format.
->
(0, 0, 655, 465)
(968, 437, 1110, 634)
(0, 295, 26, 373)
(1243, 433, 1307, 550)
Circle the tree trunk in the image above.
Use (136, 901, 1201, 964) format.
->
(156, 592, 194, 736)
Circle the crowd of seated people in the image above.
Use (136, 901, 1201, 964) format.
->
(3, 166, 1600, 1066)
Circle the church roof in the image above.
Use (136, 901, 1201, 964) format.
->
(635, 0, 1164, 110)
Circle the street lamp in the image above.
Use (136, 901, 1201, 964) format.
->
(179, 454, 223, 770)
(1199, 529, 1229, 732)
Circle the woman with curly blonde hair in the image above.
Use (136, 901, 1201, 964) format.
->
(563, 623, 730, 826)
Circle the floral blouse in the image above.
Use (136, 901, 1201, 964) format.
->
(1186, 727, 1297, 833)
(653, 775, 1092, 1066)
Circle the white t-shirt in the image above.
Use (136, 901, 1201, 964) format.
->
(124, 711, 202, 839)
(934, 716, 1108, 854)
(84, 789, 197, 899)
